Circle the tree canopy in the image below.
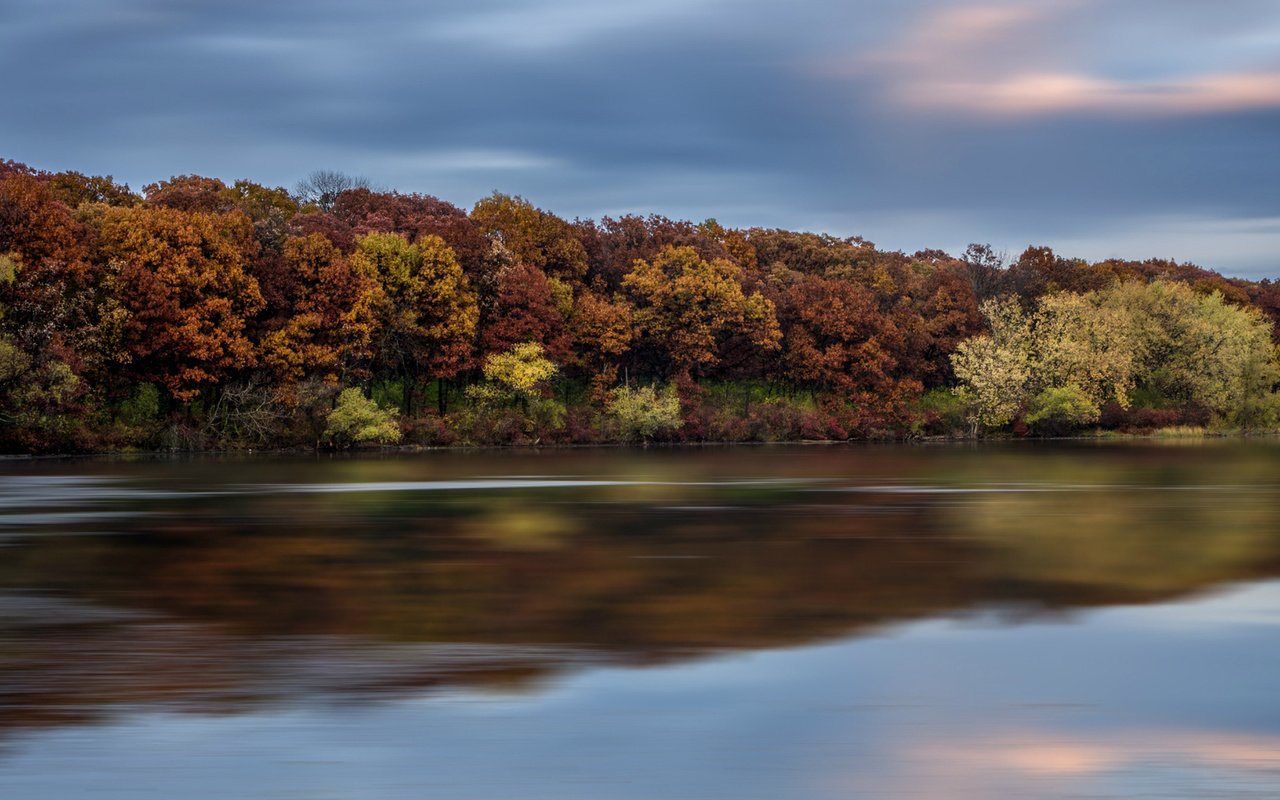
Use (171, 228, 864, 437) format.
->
(0, 155, 1277, 450)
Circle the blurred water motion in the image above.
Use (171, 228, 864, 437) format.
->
(1, 443, 1279, 798)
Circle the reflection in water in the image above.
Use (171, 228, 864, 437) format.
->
(1, 443, 1279, 797)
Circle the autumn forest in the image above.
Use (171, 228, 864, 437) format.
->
(2, 159, 1278, 453)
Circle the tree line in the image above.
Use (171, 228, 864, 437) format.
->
(1, 159, 1278, 451)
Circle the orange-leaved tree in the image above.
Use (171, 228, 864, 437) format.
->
(623, 245, 779, 382)
(94, 205, 264, 402)
(259, 233, 380, 384)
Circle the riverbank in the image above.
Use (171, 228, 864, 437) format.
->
(7, 424, 1278, 460)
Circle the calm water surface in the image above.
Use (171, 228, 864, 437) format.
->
(0, 442, 1278, 798)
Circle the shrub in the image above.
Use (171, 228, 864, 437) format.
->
(1099, 403, 1211, 433)
(607, 384, 682, 442)
(918, 387, 968, 436)
(1025, 385, 1099, 435)
(401, 414, 458, 446)
(1229, 391, 1280, 431)
(324, 388, 401, 448)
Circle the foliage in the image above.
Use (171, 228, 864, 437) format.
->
(624, 245, 780, 378)
(469, 342, 559, 407)
(1097, 280, 1278, 417)
(259, 233, 379, 382)
(951, 280, 1280, 435)
(918, 387, 969, 436)
(950, 298, 1031, 434)
(330, 188, 489, 283)
(353, 232, 478, 410)
(118, 382, 161, 428)
(324, 387, 401, 447)
(481, 262, 571, 360)
(606, 384, 682, 442)
(2, 156, 1280, 451)
(464, 342, 564, 437)
(570, 288, 633, 395)
(1030, 290, 1135, 408)
(1024, 385, 1101, 435)
(94, 205, 264, 401)
(471, 192, 588, 280)
(202, 379, 293, 447)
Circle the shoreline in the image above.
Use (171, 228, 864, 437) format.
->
(4, 429, 1277, 461)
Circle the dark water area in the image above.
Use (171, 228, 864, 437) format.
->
(1, 442, 1278, 798)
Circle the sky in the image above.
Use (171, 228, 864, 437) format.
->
(2, 0, 1278, 277)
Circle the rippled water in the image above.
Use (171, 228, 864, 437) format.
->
(1, 442, 1278, 798)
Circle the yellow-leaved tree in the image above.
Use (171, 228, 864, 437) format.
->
(352, 232, 478, 414)
(468, 342, 558, 408)
(1098, 280, 1279, 423)
(952, 280, 1280, 434)
(950, 297, 1031, 435)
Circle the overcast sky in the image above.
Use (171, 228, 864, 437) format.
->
(2, 0, 1278, 277)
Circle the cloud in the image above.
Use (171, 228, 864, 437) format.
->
(424, 0, 726, 52)
(395, 148, 565, 173)
(873, 2, 1065, 65)
(900, 70, 1280, 117)
(825, 0, 1280, 118)
(1, 0, 1279, 276)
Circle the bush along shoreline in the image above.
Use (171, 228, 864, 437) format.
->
(2, 158, 1279, 453)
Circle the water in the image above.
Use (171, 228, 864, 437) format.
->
(0, 442, 1278, 798)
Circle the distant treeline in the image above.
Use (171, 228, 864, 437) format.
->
(1, 159, 1278, 451)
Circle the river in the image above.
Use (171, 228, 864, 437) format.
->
(1, 442, 1278, 797)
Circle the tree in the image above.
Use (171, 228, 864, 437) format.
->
(623, 245, 780, 380)
(226, 180, 299, 250)
(471, 193, 588, 281)
(47, 171, 140, 208)
(93, 205, 264, 401)
(481, 262, 571, 361)
(950, 298, 1031, 434)
(1025, 385, 1101, 435)
(951, 280, 1280, 433)
(907, 266, 983, 386)
(294, 170, 371, 212)
(467, 341, 558, 410)
(1007, 245, 1109, 301)
(1030, 290, 1135, 409)
(258, 234, 380, 383)
(1099, 280, 1278, 417)
(0, 253, 83, 449)
(331, 189, 490, 287)
(959, 243, 1007, 303)
(352, 232, 478, 413)
(0, 170, 95, 360)
(569, 289, 633, 395)
(747, 229, 878, 280)
(143, 175, 237, 214)
(766, 269, 901, 394)
(577, 214, 737, 290)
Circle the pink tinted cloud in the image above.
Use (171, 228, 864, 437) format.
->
(902, 70, 1280, 116)
(827, 1, 1280, 117)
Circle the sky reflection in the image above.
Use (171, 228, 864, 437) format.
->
(2, 581, 1277, 799)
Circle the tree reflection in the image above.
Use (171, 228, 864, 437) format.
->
(1, 443, 1278, 733)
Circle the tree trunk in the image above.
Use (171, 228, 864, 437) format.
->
(401, 368, 414, 417)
